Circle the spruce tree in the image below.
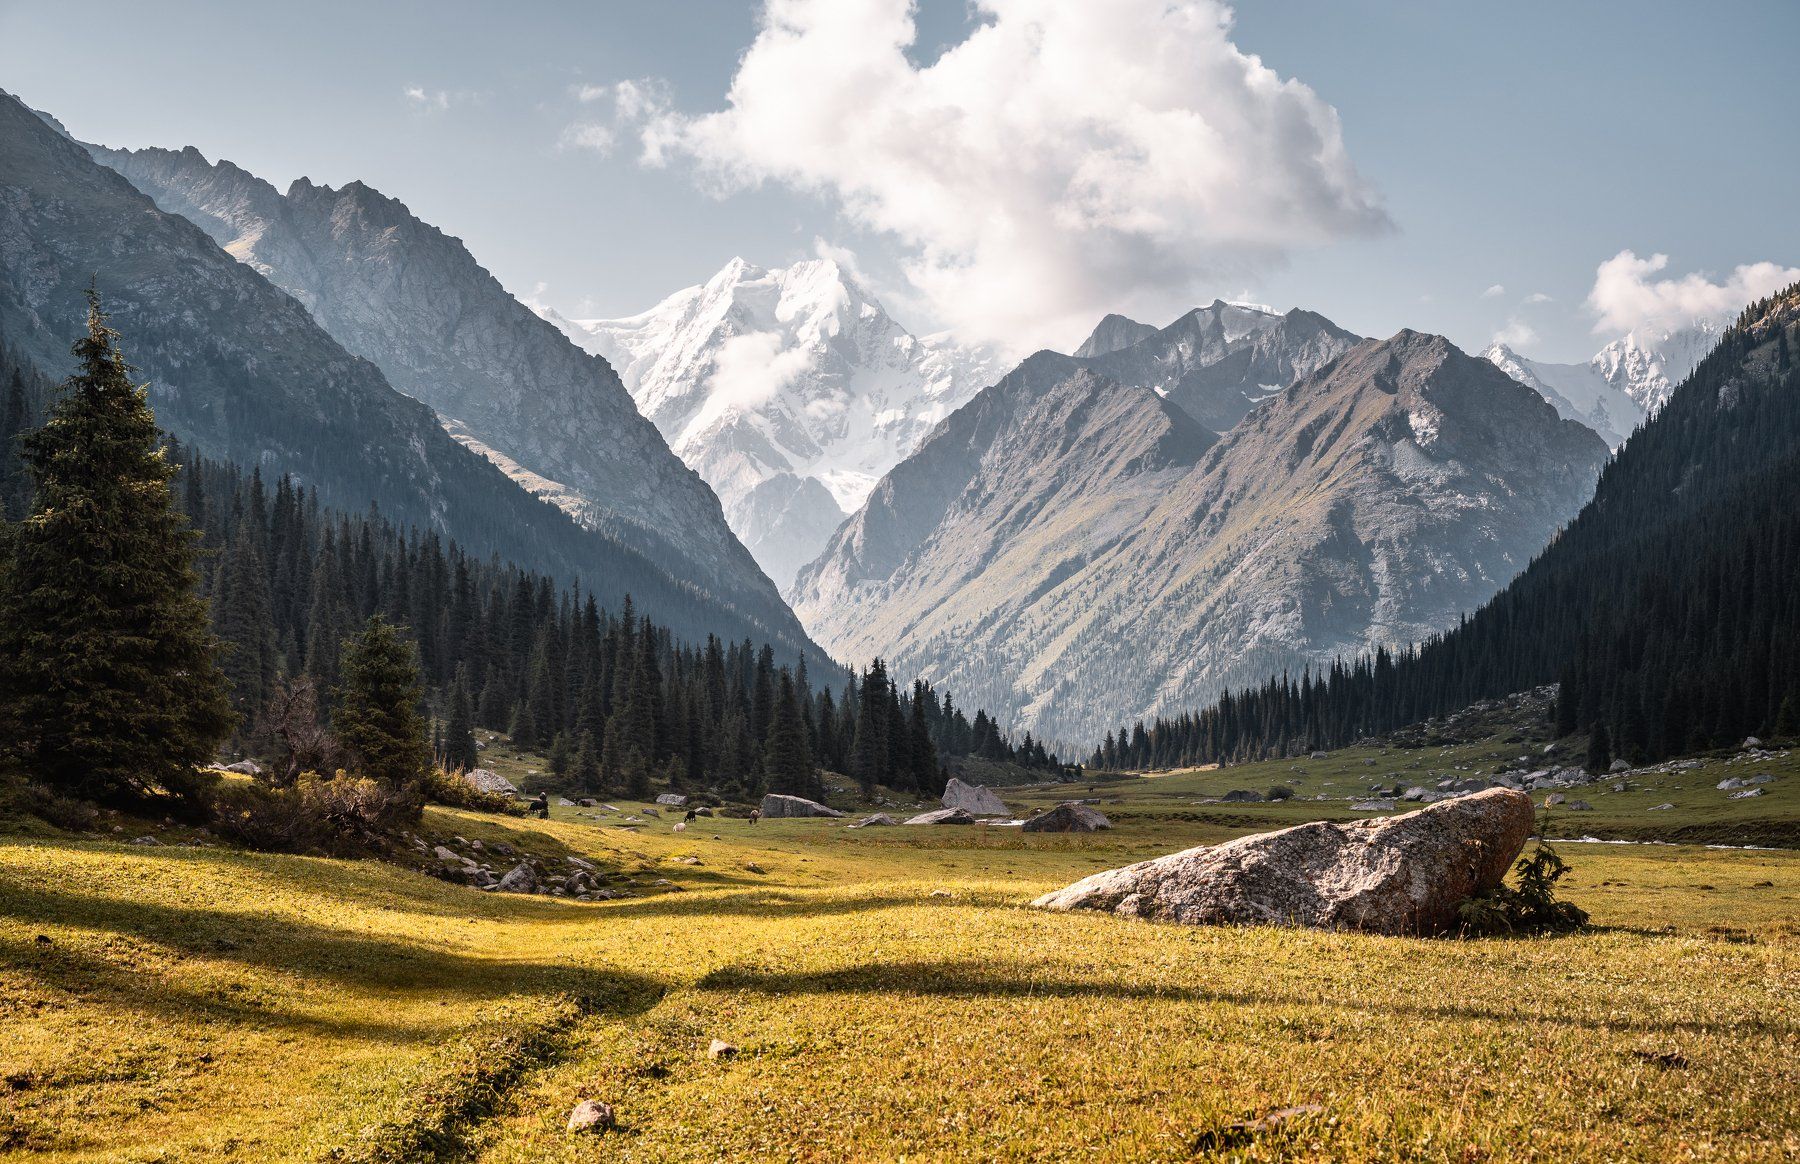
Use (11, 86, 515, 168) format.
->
(334, 615, 430, 787)
(762, 670, 815, 796)
(0, 294, 233, 804)
(443, 666, 478, 772)
(1585, 721, 1612, 775)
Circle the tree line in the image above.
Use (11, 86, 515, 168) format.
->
(1095, 285, 1800, 770)
(0, 302, 1058, 824)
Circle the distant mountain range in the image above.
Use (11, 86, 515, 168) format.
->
(539, 258, 997, 588)
(793, 324, 1609, 744)
(0, 91, 825, 665)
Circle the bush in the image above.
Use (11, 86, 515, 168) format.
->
(1266, 785, 1296, 801)
(208, 771, 422, 856)
(423, 768, 524, 815)
(0, 776, 101, 832)
(1458, 836, 1589, 936)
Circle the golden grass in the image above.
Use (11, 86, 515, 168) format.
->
(1, 782, 1796, 1162)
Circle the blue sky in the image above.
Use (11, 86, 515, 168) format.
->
(3, 0, 1795, 361)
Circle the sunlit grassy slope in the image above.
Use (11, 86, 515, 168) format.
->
(2, 752, 1797, 1162)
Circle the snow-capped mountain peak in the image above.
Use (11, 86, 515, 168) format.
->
(540, 256, 998, 589)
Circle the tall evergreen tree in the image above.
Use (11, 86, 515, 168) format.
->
(762, 670, 815, 796)
(0, 294, 233, 803)
(442, 665, 478, 772)
(333, 615, 430, 787)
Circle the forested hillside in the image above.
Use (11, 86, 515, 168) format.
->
(1099, 285, 1800, 769)
(0, 336, 1057, 801)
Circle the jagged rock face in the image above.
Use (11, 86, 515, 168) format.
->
(1481, 342, 1644, 448)
(794, 332, 1607, 745)
(1073, 313, 1157, 358)
(1080, 300, 1362, 432)
(544, 258, 997, 588)
(1032, 788, 1534, 934)
(0, 95, 822, 661)
(88, 142, 784, 616)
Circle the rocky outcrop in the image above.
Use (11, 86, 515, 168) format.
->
(1033, 788, 1534, 935)
(904, 808, 976, 826)
(1022, 803, 1112, 833)
(941, 778, 1008, 816)
(464, 769, 519, 798)
(759, 793, 845, 819)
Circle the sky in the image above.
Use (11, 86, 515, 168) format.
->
(2, 0, 1796, 362)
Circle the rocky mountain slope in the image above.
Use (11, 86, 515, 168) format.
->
(1075, 301, 1363, 432)
(0, 92, 822, 661)
(543, 258, 996, 588)
(792, 332, 1609, 744)
(86, 141, 786, 619)
(1480, 342, 1644, 448)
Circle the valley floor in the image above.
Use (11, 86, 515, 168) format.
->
(2, 758, 1797, 1162)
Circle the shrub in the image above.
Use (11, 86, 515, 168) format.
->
(1266, 785, 1296, 801)
(423, 768, 524, 815)
(209, 771, 422, 856)
(0, 776, 101, 832)
(1458, 835, 1589, 936)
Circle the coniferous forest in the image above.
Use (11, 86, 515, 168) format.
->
(1093, 287, 1800, 770)
(0, 321, 1061, 814)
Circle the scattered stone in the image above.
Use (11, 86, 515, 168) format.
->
(1034, 788, 1535, 936)
(1402, 787, 1432, 802)
(464, 769, 519, 797)
(1309, 751, 1330, 761)
(556, 797, 576, 807)
(677, 856, 701, 865)
(1567, 800, 1594, 811)
(1021, 802, 1112, 833)
(655, 793, 689, 807)
(219, 759, 262, 776)
(577, 798, 597, 807)
(1611, 782, 1627, 793)
(1729, 788, 1765, 799)
(1718, 777, 1749, 790)
(1743, 737, 1763, 749)
(759, 793, 846, 819)
(432, 845, 461, 862)
(129, 836, 162, 846)
(1749, 773, 1776, 785)
(941, 777, 1009, 815)
(640, 807, 661, 818)
(1609, 759, 1631, 773)
(1220, 789, 1264, 803)
(708, 1039, 738, 1060)
(743, 862, 766, 874)
(1648, 803, 1675, 812)
(1349, 799, 1396, 811)
(850, 813, 898, 828)
(567, 1099, 615, 1132)
(904, 807, 976, 826)
(495, 862, 537, 893)
(1544, 792, 1567, 807)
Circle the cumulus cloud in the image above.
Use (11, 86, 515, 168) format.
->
(1588, 250, 1800, 335)
(560, 80, 672, 157)
(1481, 284, 1506, 299)
(605, 0, 1388, 350)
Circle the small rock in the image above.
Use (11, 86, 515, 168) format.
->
(1648, 803, 1675, 811)
(567, 1099, 615, 1132)
(851, 813, 898, 828)
(641, 807, 661, 818)
(129, 836, 162, 846)
(1743, 737, 1762, 749)
(1567, 800, 1593, 811)
(903, 807, 975, 825)
(1349, 799, 1396, 811)
(1220, 789, 1264, 803)
(1717, 777, 1748, 790)
(495, 862, 537, 893)
(1021, 802, 1112, 833)
(708, 1039, 738, 1060)
(1544, 792, 1567, 807)
(219, 759, 263, 776)
(1729, 788, 1765, 799)
(655, 793, 689, 807)
(1309, 751, 1329, 760)
(433, 845, 461, 862)
(1609, 759, 1631, 773)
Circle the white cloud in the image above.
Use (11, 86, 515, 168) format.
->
(1492, 317, 1536, 348)
(610, 0, 1388, 351)
(403, 86, 450, 112)
(560, 80, 672, 160)
(1522, 291, 1552, 305)
(559, 121, 616, 154)
(686, 331, 817, 439)
(1587, 250, 1800, 335)
(1481, 284, 1506, 299)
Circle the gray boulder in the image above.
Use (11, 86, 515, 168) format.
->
(1220, 789, 1263, 803)
(1609, 759, 1631, 773)
(1349, 799, 1396, 811)
(464, 768, 519, 797)
(760, 793, 846, 819)
(495, 862, 537, 893)
(904, 807, 975, 826)
(941, 778, 1008, 816)
(1729, 788, 1766, 799)
(1033, 787, 1535, 936)
(567, 1099, 615, 1133)
(1022, 803, 1112, 833)
(219, 759, 262, 776)
(655, 793, 689, 807)
(850, 813, 897, 828)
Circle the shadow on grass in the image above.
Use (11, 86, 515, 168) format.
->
(695, 958, 1796, 1037)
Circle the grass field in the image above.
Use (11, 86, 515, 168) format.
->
(2, 749, 1797, 1162)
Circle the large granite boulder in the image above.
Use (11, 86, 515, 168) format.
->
(655, 793, 689, 807)
(942, 778, 1009, 815)
(904, 807, 976, 825)
(1022, 802, 1112, 833)
(1033, 788, 1534, 935)
(464, 768, 519, 797)
(760, 793, 845, 819)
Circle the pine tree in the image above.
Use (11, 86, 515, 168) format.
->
(1585, 721, 1612, 775)
(442, 666, 478, 772)
(333, 615, 430, 787)
(213, 515, 277, 723)
(573, 729, 602, 793)
(762, 670, 815, 796)
(0, 294, 233, 804)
